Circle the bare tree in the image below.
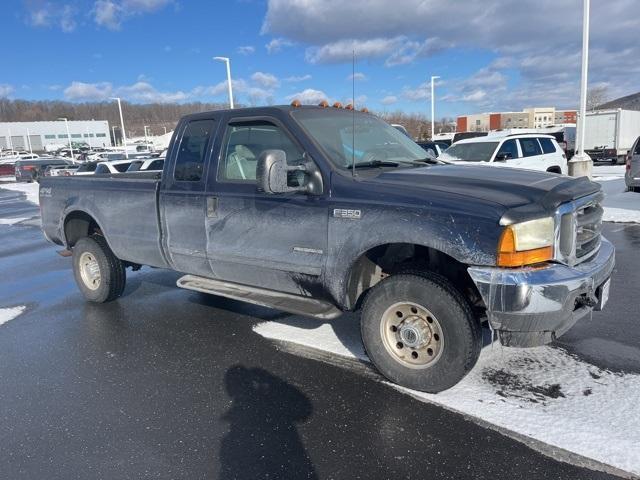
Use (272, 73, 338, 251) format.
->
(587, 85, 609, 111)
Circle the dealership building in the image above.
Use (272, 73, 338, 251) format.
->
(0, 120, 112, 152)
(456, 108, 577, 132)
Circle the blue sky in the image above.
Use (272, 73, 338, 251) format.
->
(2, 0, 638, 118)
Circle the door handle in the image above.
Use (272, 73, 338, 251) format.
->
(206, 197, 218, 218)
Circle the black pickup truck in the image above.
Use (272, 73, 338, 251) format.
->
(39, 104, 615, 392)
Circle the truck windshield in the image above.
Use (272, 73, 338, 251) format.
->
(292, 109, 428, 169)
(440, 142, 499, 162)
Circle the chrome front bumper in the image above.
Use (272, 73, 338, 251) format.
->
(468, 238, 615, 347)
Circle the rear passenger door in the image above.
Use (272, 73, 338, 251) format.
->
(159, 117, 217, 276)
(517, 137, 544, 172)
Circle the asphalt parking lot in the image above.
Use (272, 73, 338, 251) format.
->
(0, 183, 638, 480)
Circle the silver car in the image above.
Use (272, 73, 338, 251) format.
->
(626, 136, 640, 192)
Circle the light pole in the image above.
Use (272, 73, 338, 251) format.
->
(111, 126, 118, 146)
(570, 0, 592, 178)
(214, 56, 234, 109)
(163, 126, 167, 135)
(58, 117, 74, 159)
(430, 76, 440, 139)
(110, 97, 128, 159)
(26, 128, 33, 154)
(144, 125, 149, 146)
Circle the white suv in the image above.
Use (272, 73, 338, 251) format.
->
(439, 134, 568, 175)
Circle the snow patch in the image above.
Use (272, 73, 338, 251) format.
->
(596, 177, 640, 223)
(0, 306, 26, 326)
(254, 320, 640, 475)
(1, 182, 40, 205)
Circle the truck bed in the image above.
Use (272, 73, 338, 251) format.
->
(40, 173, 169, 269)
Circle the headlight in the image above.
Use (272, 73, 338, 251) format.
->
(497, 217, 554, 267)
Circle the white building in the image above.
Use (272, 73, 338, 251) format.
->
(0, 120, 112, 152)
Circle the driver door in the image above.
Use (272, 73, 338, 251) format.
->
(205, 116, 329, 296)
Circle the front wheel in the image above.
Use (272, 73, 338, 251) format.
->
(72, 235, 126, 303)
(360, 272, 481, 393)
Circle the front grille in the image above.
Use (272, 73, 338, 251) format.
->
(556, 194, 603, 265)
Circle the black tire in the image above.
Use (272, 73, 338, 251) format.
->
(360, 272, 481, 393)
(72, 235, 126, 303)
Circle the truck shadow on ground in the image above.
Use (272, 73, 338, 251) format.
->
(219, 365, 318, 480)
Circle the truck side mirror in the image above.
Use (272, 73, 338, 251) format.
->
(256, 149, 309, 194)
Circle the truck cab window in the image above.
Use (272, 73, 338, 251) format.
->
(220, 120, 304, 183)
(174, 119, 214, 181)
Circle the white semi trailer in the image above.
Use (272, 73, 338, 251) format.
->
(583, 109, 640, 164)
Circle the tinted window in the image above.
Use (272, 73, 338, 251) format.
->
(174, 119, 214, 181)
(127, 161, 143, 172)
(539, 137, 557, 154)
(220, 121, 303, 182)
(95, 164, 109, 174)
(114, 162, 131, 172)
(148, 159, 164, 170)
(496, 139, 519, 160)
(634, 137, 640, 155)
(519, 138, 543, 157)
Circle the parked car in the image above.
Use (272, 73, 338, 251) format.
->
(626, 136, 640, 192)
(15, 158, 72, 182)
(416, 141, 449, 157)
(391, 124, 411, 138)
(94, 160, 134, 174)
(439, 133, 568, 174)
(87, 152, 127, 162)
(73, 161, 99, 176)
(44, 165, 78, 177)
(39, 104, 614, 393)
(127, 158, 165, 172)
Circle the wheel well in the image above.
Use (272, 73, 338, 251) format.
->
(64, 211, 101, 247)
(345, 243, 484, 313)
(546, 166, 562, 174)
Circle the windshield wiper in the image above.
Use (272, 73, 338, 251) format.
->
(353, 160, 401, 168)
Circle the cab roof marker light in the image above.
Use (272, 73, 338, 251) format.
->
(332, 102, 342, 108)
(318, 100, 329, 108)
(290, 99, 301, 107)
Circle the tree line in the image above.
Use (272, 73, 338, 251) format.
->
(0, 98, 454, 139)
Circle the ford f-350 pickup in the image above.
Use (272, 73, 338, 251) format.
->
(39, 104, 615, 392)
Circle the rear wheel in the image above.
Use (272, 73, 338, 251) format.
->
(360, 272, 481, 393)
(72, 235, 126, 303)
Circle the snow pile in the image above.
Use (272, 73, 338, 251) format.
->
(1, 182, 39, 205)
(254, 319, 640, 475)
(591, 166, 640, 223)
(0, 306, 26, 326)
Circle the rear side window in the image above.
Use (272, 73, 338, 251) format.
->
(519, 138, 543, 157)
(95, 164, 109, 174)
(114, 163, 131, 172)
(174, 119, 215, 181)
(539, 137, 557, 154)
(496, 139, 519, 159)
(148, 159, 164, 170)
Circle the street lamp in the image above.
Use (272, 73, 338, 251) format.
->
(58, 117, 74, 159)
(214, 56, 234, 109)
(111, 126, 118, 146)
(144, 125, 150, 146)
(570, 0, 592, 178)
(110, 97, 128, 159)
(430, 76, 440, 139)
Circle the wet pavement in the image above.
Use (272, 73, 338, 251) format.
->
(0, 184, 636, 480)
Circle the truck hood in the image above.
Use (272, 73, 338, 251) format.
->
(368, 164, 601, 219)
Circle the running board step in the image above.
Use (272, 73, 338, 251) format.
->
(176, 275, 343, 320)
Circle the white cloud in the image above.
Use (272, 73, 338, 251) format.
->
(265, 38, 293, 54)
(306, 37, 401, 64)
(64, 81, 113, 101)
(286, 89, 329, 105)
(0, 84, 14, 97)
(237, 45, 255, 55)
(284, 74, 312, 82)
(26, 2, 77, 32)
(381, 95, 397, 105)
(462, 90, 487, 102)
(93, 0, 172, 30)
(251, 72, 280, 89)
(347, 72, 367, 81)
(402, 81, 430, 102)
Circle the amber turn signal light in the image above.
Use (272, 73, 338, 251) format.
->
(497, 226, 553, 267)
